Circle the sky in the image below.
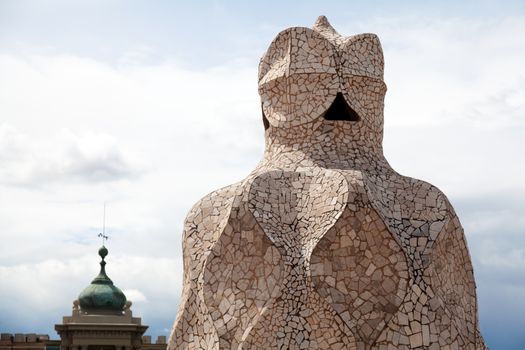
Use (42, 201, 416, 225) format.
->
(0, 0, 524, 348)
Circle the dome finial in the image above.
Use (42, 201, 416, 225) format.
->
(92, 245, 112, 284)
(78, 244, 127, 313)
(99, 245, 108, 260)
(77, 205, 126, 313)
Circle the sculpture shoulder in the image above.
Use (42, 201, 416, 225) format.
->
(182, 182, 242, 241)
(177, 182, 243, 288)
(389, 171, 457, 221)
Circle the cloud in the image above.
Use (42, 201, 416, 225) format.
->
(123, 289, 147, 303)
(377, 18, 525, 339)
(449, 191, 525, 349)
(0, 12, 524, 348)
(364, 16, 525, 200)
(0, 51, 263, 338)
(0, 125, 146, 187)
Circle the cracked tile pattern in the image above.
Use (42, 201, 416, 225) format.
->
(168, 15, 487, 350)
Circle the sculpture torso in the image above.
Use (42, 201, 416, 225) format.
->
(169, 16, 487, 350)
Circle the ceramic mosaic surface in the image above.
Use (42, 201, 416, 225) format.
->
(169, 16, 488, 350)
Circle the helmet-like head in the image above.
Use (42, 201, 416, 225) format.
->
(258, 16, 386, 138)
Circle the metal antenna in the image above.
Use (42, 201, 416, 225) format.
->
(98, 202, 109, 245)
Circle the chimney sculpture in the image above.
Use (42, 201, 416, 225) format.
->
(169, 16, 488, 350)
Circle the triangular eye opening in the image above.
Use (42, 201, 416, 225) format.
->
(323, 92, 360, 122)
(262, 105, 270, 130)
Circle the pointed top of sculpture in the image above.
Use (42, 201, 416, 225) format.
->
(312, 16, 346, 45)
(312, 16, 339, 35)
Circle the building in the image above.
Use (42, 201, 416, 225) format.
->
(0, 333, 60, 350)
(1, 245, 167, 350)
(0, 333, 165, 350)
(55, 245, 165, 350)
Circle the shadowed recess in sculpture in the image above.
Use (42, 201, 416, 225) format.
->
(262, 109, 270, 130)
(323, 92, 360, 121)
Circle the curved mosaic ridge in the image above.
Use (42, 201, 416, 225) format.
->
(169, 15, 488, 350)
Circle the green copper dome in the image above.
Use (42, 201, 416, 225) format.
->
(78, 246, 127, 312)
